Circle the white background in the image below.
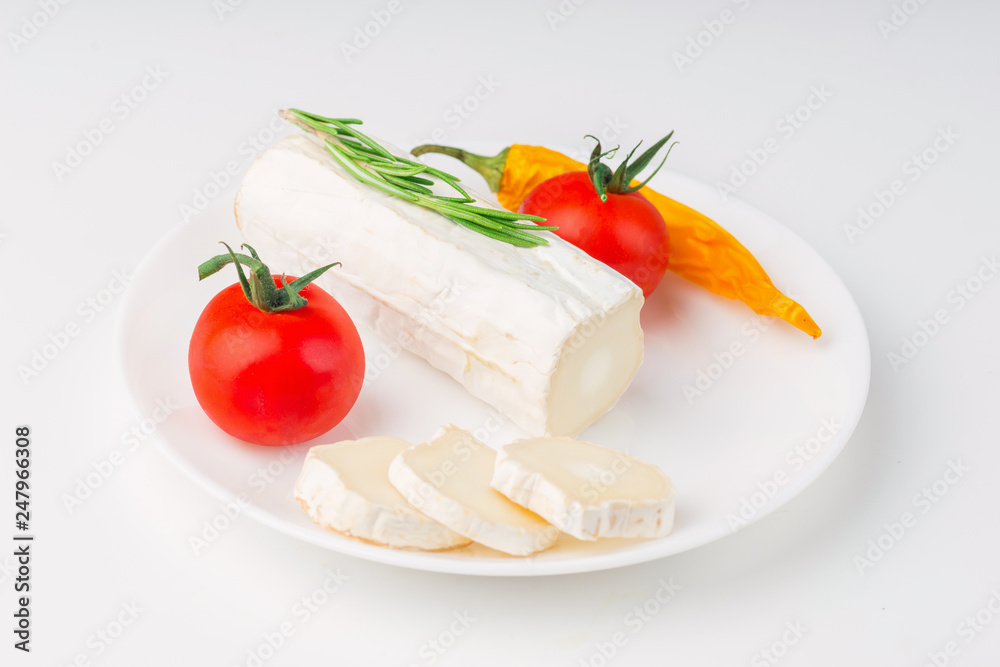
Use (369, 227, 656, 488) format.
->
(3, 0, 999, 665)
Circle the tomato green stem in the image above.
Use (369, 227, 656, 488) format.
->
(586, 132, 677, 202)
(198, 242, 340, 313)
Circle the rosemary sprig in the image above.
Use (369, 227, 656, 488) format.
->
(281, 109, 557, 247)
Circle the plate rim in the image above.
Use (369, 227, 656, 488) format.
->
(114, 169, 871, 577)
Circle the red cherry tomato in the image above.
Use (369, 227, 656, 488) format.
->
(189, 276, 364, 446)
(518, 171, 671, 297)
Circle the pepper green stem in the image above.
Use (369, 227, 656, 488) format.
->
(410, 144, 510, 193)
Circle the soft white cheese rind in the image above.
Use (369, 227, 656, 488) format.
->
(387, 427, 559, 556)
(235, 132, 644, 437)
(491, 438, 676, 541)
(295, 437, 470, 550)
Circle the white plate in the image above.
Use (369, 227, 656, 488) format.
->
(115, 163, 869, 576)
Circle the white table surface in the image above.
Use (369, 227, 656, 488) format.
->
(3, 0, 999, 665)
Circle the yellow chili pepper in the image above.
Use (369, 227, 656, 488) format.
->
(411, 143, 821, 338)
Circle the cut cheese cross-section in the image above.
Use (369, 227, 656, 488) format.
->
(235, 131, 645, 437)
(388, 426, 559, 556)
(491, 438, 676, 541)
(295, 437, 470, 550)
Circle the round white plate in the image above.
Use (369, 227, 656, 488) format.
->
(116, 162, 869, 576)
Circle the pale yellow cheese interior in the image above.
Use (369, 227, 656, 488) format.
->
(315, 437, 413, 508)
(505, 438, 671, 502)
(548, 299, 644, 437)
(405, 429, 550, 528)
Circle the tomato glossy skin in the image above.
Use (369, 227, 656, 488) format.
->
(518, 171, 671, 297)
(188, 277, 365, 446)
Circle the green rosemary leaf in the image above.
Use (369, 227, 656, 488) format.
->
(325, 142, 419, 202)
(368, 163, 428, 177)
(291, 110, 362, 126)
(395, 174, 436, 187)
(443, 215, 536, 247)
(504, 221, 560, 231)
(336, 139, 395, 164)
(506, 228, 550, 246)
(434, 202, 508, 230)
(328, 120, 394, 160)
(384, 174, 434, 195)
(469, 207, 547, 222)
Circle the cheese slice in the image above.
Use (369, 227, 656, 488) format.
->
(235, 131, 644, 437)
(295, 437, 470, 550)
(491, 437, 675, 541)
(387, 426, 559, 556)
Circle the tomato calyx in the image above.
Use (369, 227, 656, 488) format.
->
(585, 132, 677, 202)
(197, 242, 341, 313)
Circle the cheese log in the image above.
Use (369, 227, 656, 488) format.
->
(235, 132, 644, 437)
